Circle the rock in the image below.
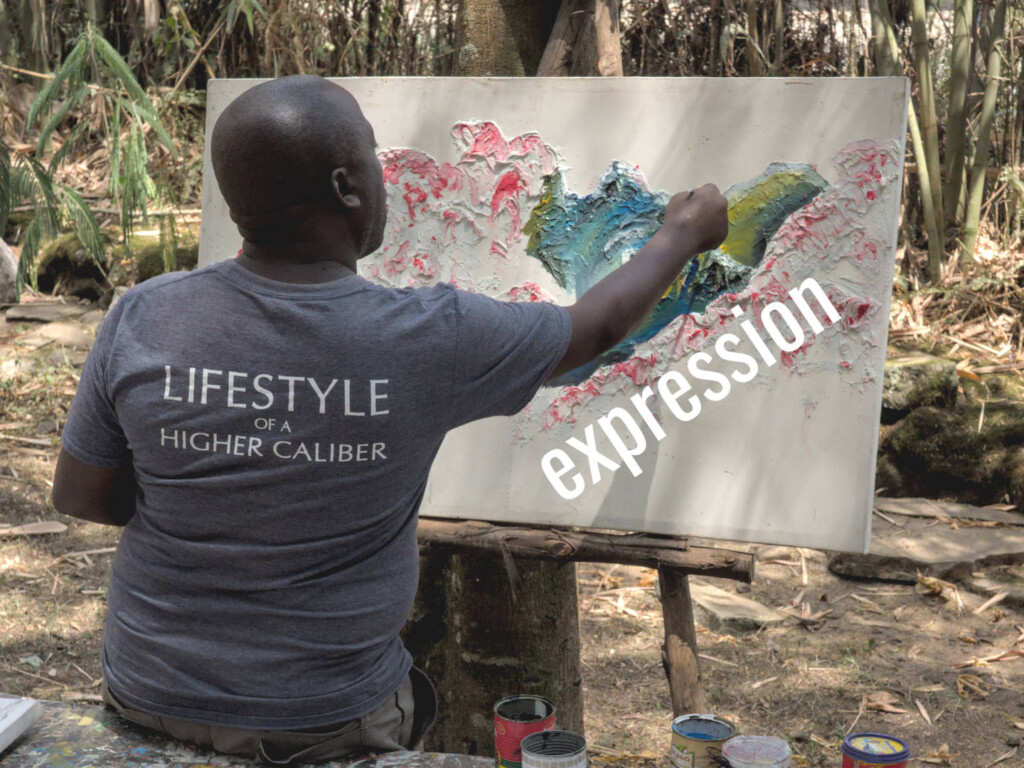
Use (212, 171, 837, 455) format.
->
(877, 405, 1024, 508)
(1007, 734, 1021, 748)
(689, 582, 783, 632)
(0, 238, 18, 304)
(971, 566, 1024, 610)
(35, 231, 115, 303)
(108, 233, 198, 287)
(32, 321, 95, 349)
(874, 497, 1024, 525)
(4, 302, 89, 323)
(35, 421, 57, 436)
(882, 354, 959, 424)
(829, 509, 1024, 583)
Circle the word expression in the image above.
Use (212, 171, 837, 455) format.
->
(542, 278, 842, 499)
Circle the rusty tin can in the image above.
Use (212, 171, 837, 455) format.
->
(668, 714, 736, 768)
(494, 695, 557, 768)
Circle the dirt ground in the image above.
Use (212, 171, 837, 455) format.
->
(2, 300, 1023, 768)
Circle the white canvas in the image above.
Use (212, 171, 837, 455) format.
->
(200, 77, 909, 553)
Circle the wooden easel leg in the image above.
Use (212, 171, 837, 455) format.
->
(658, 566, 707, 716)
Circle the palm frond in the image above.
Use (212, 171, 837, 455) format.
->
(36, 80, 87, 156)
(26, 35, 90, 132)
(61, 187, 105, 269)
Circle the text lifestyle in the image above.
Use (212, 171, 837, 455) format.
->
(162, 369, 389, 416)
(541, 277, 843, 500)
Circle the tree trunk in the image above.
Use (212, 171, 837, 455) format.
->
(771, 0, 785, 75)
(412, 3, 584, 755)
(962, 0, 1007, 262)
(745, 0, 761, 76)
(942, 0, 973, 226)
(404, 553, 583, 755)
(454, 0, 559, 76)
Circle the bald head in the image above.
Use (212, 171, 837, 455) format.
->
(211, 76, 381, 244)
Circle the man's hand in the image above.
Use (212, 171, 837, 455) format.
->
(552, 184, 728, 379)
(663, 184, 730, 254)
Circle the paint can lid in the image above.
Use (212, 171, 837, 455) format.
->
(841, 733, 910, 763)
(670, 714, 735, 741)
(721, 735, 792, 768)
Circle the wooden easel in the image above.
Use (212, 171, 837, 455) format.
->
(416, 519, 754, 717)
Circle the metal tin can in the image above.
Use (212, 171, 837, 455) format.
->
(722, 735, 793, 768)
(669, 714, 736, 768)
(841, 733, 910, 768)
(494, 695, 556, 768)
(520, 729, 587, 768)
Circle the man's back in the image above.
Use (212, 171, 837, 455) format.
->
(52, 75, 727, 759)
(62, 258, 570, 728)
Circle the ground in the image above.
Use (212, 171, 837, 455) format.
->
(1, 300, 1023, 768)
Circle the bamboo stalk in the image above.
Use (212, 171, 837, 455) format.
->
(870, 0, 943, 282)
(943, 0, 973, 226)
(910, 0, 946, 258)
(963, 0, 1008, 262)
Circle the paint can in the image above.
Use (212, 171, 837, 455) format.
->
(721, 735, 793, 768)
(841, 733, 909, 768)
(520, 729, 587, 768)
(668, 714, 736, 768)
(494, 695, 556, 768)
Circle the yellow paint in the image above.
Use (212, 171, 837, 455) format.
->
(720, 170, 816, 266)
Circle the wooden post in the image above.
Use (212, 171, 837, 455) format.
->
(658, 566, 706, 716)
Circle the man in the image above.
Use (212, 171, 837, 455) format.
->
(52, 76, 727, 763)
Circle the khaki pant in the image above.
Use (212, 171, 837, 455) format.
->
(102, 669, 437, 765)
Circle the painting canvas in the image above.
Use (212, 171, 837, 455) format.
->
(200, 77, 909, 553)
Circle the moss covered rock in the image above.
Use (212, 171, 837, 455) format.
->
(878, 400, 1024, 508)
(36, 229, 118, 302)
(881, 353, 960, 424)
(108, 234, 199, 287)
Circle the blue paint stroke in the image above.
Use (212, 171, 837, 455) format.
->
(525, 161, 828, 386)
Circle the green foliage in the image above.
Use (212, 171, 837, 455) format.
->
(222, 0, 268, 36)
(0, 136, 103, 295)
(28, 23, 177, 245)
(4, 23, 180, 297)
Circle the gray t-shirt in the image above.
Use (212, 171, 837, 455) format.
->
(61, 259, 570, 729)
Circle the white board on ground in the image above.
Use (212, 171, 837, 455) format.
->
(0, 696, 41, 754)
(200, 77, 909, 553)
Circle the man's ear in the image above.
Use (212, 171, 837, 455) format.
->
(330, 167, 362, 210)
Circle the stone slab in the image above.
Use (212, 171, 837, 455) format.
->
(875, 497, 1024, 526)
(4, 303, 88, 323)
(690, 581, 783, 632)
(829, 512, 1024, 583)
(33, 322, 95, 349)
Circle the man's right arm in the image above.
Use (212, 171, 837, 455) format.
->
(551, 184, 729, 380)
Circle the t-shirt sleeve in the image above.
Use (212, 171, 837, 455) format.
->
(447, 289, 571, 429)
(60, 301, 130, 468)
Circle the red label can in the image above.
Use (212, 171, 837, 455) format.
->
(494, 695, 556, 768)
